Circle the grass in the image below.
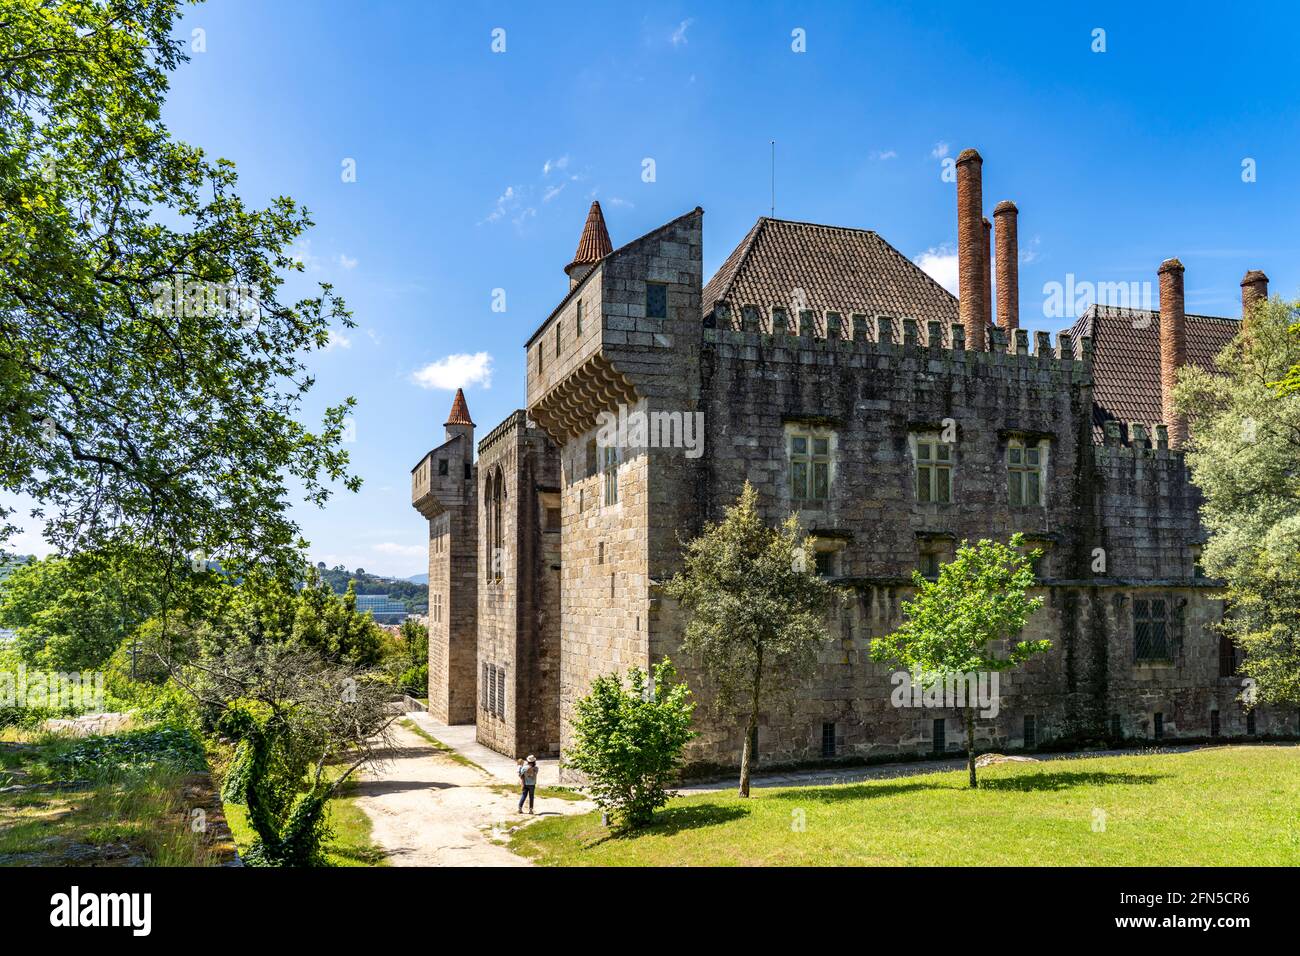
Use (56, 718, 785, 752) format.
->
(509, 745, 1300, 866)
(0, 725, 233, 866)
(399, 718, 485, 772)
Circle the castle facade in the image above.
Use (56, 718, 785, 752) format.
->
(412, 148, 1291, 772)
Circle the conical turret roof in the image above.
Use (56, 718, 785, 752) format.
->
(565, 201, 613, 275)
(445, 388, 474, 427)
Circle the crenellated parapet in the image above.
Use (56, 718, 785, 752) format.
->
(704, 304, 1090, 385)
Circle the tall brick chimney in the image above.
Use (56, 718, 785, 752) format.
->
(982, 216, 993, 327)
(1241, 269, 1269, 318)
(993, 200, 1019, 331)
(1158, 258, 1187, 449)
(956, 149, 986, 350)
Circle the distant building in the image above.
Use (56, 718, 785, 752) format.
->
(354, 594, 409, 623)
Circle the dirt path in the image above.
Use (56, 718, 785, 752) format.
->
(351, 719, 591, 866)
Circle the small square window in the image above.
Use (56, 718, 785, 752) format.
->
(920, 551, 941, 579)
(814, 551, 835, 577)
(914, 437, 953, 504)
(438, 458, 448, 476)
(646, 283, 668, 319)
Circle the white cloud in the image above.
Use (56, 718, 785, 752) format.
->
(410, 352, 493, 391)
(604, 196, 634, 208)
(1019, 235, 1042, 265)
(542, 155, 570, 176)
(542, 183, 565, 203)
(337, 253, 358, 270)
(671, 18, 693, 47)
(913, 245, 959, 294)
(930, 141, 950, 160)
(372, 542, 426, 559)
(324, 330, 352, 350)
(870, 149, 898, 161)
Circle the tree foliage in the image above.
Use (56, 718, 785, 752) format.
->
(662, 481, 834, 797)
(1175, 297, 1300, 707)
(869, 534, 1047, 787)
(0, 0, 357, 571)
(564, 659, 695, 830)
(189, 643, 395, 866)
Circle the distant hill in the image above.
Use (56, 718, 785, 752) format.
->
(405, 573, 428, 585)
(313, 564, 428, 614)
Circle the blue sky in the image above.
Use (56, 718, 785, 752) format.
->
(12, 1, 1300, 576)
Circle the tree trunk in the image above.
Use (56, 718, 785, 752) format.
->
(965, 706, 978, 789)
(739, 648, 763, 798)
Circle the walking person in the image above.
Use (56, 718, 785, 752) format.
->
(517, 754, 538, 814)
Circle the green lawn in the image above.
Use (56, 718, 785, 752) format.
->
(510, 745, 1300, 866)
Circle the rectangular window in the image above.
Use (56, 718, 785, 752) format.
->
(915, 439, 953, 503)
(576, 298, 584, 336)
(1153, 712, 1164, 739)
(602, 445, 619, 506)
(1110, 713, 1122, 740)
(488, 664, 497, 717)
(932, 718, 946, 754)
(1246, 710, 1256, 735)
(1023, 715, 1037, 749)
(920, 551, 941, 579)
(545, 507, 561, 531)
(814, 550, 835, 577)
(496, 667, 506, 720)
(1210, 710, 1220, 738)
(481, 663, 490, 712)
(789, 432, 831, 503)
(1134, 597, 1170, 662)
(1218, 633, 1238, 677)
(1007, 440, 1044, 506)
(537, 345, 543, 376)
(645, 282, 667, 319)
(821, 722, 837, 758)
(438, 458, 448, 476)
(556, 320, 562, 358)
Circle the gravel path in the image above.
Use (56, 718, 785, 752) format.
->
(350, 719, 591, 867)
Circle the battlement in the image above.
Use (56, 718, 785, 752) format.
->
(703, 304, 1090, 381)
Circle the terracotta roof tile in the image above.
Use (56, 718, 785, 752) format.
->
(445, 388, 474, 427)
(566, 201, 613, 273)
(1070, 305, 1239, 439)
(702, 217, 960, 330)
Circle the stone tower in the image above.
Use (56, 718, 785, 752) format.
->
(411, 388, 479, 724)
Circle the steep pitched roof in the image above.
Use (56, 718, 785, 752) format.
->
(565, 201, 613, 275)
(701, 217, 960, 326)
(445, 388, 475, 427)
(1070, 305, 1240, 439)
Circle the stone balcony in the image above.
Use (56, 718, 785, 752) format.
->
(411, 451, 441, 520)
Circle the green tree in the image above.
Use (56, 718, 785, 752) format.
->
(0, 0, 357, 570)
(396, 616, 428, 696)
(870, 534, 1048, 788)
(1175, 297, 1300, 707)
(190, 643, 394, 866)
(564, 659, 696, 830)
(0, 544, 216, 670)
(662, 482, 834, 797)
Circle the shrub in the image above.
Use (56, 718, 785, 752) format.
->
(564, 658, 695, 830)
